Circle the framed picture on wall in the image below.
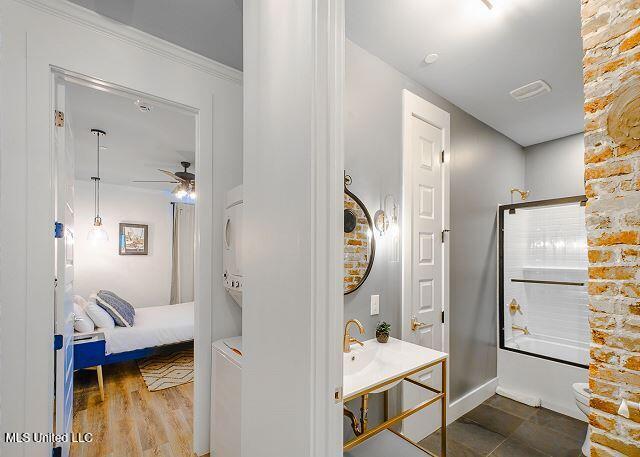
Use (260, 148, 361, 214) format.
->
(119, 223, 149, 255)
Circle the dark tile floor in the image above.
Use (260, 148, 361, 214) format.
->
(418, 395, 588, 457)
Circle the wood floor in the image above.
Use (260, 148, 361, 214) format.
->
(71, 360, 194, 457)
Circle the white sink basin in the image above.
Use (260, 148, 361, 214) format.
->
(343, 337, 447, 401)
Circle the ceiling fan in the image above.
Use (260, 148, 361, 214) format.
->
(133, 161, 196, 199)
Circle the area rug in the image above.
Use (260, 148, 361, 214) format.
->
(137, 347, 194, 391)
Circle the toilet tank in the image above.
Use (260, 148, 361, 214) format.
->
(224, 185, 243, 306)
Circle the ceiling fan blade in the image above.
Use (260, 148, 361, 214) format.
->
(132, 180, 179, 183)
(158, 169, 184, 182)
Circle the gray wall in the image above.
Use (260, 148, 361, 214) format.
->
(524, 133, 585, 200)
(344, 41, 525, 408)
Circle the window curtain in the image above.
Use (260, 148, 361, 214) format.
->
(170, 203, 195, 304)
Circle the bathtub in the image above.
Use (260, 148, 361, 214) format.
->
(505, 334, 589, 367)
(498, 333, 588, 420)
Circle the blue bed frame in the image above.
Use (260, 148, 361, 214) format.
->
(73, 337, 184, 370)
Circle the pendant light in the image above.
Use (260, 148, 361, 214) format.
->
(87, 128, 109, 242)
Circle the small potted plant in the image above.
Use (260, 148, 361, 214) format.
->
(376, 321, 391, 343)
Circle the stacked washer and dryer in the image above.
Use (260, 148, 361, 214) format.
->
(223, 185, 243, 307)
(211, 185, 243, 457)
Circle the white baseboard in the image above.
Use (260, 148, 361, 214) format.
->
(541, 398, 585, 422)
(448, 377, 498, 424)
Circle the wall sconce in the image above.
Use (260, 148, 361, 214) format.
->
(374, 195, 398, 237)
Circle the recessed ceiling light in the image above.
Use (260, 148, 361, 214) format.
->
(480, 0, 493, 9)
(424, 53, 439, 65)
(135, 99, 152, 112)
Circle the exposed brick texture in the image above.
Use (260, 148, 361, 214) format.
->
(583, 0, 640, 455)
(344, 192, 372, 293)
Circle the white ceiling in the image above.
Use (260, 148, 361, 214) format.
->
(346, 0, 584, 146)
(68, 0, 584, 147)
(69, 82, 196, 192)
(68, 0, 243, 70)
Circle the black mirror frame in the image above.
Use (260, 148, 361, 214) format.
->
(344, 184, 376, 295)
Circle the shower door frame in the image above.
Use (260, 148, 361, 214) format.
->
(497, 194, 588, 370)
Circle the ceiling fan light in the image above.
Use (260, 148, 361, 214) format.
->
(188, 191, 197, 200)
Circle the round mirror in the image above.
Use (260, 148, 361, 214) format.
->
(344, 176, 375, 295)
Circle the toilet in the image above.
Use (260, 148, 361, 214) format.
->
(573, 382, 591, 456)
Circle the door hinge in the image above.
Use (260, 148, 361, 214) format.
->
(54, 222, 64, 238)
(334, 386, 343, 403)
(54, 334, 63, 351)
(441, 229, 450, 243)
(52, 446, 62, 457)
(442, 310, 445, 324)
(54, 110, 64, 127)
(441, 150, 445, 163)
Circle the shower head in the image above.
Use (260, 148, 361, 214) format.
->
(510, 188, 530, 203)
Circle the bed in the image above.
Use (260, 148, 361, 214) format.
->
(74, 301, 194, 369)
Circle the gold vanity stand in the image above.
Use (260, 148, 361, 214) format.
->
(343, 358, 447, 457)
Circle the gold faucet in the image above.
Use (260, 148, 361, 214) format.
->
(512, 325, 530, 335)
(344, 319, 365, 353)
(508, 299, 522, 314)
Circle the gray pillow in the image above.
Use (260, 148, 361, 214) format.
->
(96, 290, 135, 327)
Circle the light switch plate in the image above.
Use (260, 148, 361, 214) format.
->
(370, 294, 380, 315)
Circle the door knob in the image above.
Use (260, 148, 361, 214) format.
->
(410, 317, 428, 332)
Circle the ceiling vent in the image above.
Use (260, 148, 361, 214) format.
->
(510, 80, 552, 102)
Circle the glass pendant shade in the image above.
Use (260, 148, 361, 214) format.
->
(87, 216, 108, 241)
(173, 182, 196, 200)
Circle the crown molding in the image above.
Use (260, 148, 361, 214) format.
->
(14, 0, 244, 85)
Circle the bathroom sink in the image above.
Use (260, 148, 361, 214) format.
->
(343, 337, 447, 401)
(344, 342, 401, 394)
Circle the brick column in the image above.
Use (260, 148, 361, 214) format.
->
(582, 1, 640, 456)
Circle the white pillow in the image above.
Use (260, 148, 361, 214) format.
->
(74, 295, 89, 309)
(86, 302, 115, 329)
(73, 302, 95, 333)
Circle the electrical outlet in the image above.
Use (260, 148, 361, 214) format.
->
(370, 295, 380, 316)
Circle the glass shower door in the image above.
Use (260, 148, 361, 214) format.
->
(499, 196, 589, 367)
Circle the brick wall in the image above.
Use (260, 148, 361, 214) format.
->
(582, 0, 640, 455)
(344, 193, 371, 293)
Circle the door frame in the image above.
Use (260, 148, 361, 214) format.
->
(401, 89, 451, 408)
(0, 1, 242, 455)
(241, 1, 345, 456)
(51, 66, 205, 455)
(50, 68, 202, 452)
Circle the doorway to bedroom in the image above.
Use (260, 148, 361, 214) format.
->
(59, 74, 198, 457)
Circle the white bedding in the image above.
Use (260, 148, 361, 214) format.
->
(102, 302, 194, 355)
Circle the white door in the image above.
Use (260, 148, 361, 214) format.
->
(402, 114, 445, 442)
(53, 77, 75, 457)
